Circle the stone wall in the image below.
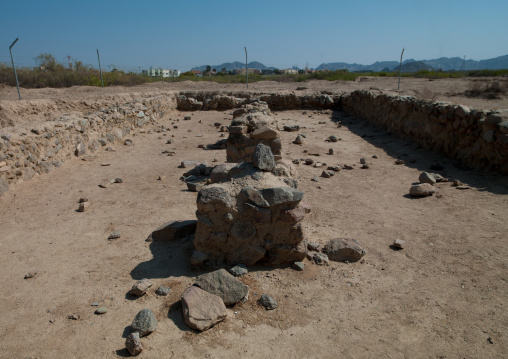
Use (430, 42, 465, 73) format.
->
(340, 90, 508, 174)
(0, 94, 177, 195)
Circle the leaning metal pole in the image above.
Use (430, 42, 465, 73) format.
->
(245, 47, 248, 89)
(9, 38, 21, 100)
(398, 48, 404, 90)
(97, 49, 104, 88)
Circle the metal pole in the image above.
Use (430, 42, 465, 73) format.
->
(9, 38, 21, 100)
(97, 49, 104, 88)
(245, 47, 248, 89)
(398, 48, 404, 90)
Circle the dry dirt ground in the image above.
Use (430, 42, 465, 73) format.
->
(0, 79, 507, 359)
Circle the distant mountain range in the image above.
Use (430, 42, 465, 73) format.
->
(192, 55, 508, 72)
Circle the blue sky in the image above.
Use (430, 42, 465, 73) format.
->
(1, 0, 506, 72)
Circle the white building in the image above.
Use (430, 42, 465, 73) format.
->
(142, 68, 180, 78)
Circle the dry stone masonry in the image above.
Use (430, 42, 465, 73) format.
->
(193, 106, 310, 267)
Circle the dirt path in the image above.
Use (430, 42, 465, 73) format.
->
(0, 106, 506, 358)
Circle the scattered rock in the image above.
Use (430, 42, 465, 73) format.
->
(322, 238, 366, 262)
(78, 201, 90, 212)
(304, 158, 314, 165)
(184, 116, 191, 121)
(151, 220, 197, 241)
(456, 185, 471, 190)
(155, 286, 171, 296)
(419, 172, 436, 185)
(313, 253, 329, 265)
(393, 239, 405, 249)
(360, 158, 366, 164)
(124, 139, 133, 146)
(99, 180, 110, 188)
(343, 164, 353, 170)
(131, 309, 158, 337)
(194, 269, 249, 306)
(293, 135, 304, 145)
(328, 135, 338, 142)
(307, 242, 320, 251)
(292, 261, 305, 271)
(24, 272, 37, 279)
(108, 231, 121, 240)
(361, 164, 370, 169)
(68, 314, 80, 320)
(181, 286, 227, 331)
(372, 155, 378, 159)
(409, 183, 435, 197)
(311, 175, 319, 182)
(395, 159, 405, 165)
(115, 178, 123, 183)
(259, 294, 278, 310)
(452, 179, 463, 187)
(187, 182, 204, 192)
(130, 279, 153, 296)
(125, 332, 143, 356)
(158, 175, 166, 181)
(229, 264, 248, 277)
(283, 125, 300, 132)
(328, 149, 334, 155)
(190, 250, 209, 266)
(94, 307, 107, 315)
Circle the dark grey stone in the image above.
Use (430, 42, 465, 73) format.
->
(259, 294, 277, 310)
(131, 309, 158, 337)
(229, 264, 248, 277)
(155, 286, 172, 296)
(292, 262, 305, 271)
(194, 268, 249, 306)
(322, 238, 366, 262)
(252, 144, 276, 171)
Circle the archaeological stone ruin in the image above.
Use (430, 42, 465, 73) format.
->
(192, 102, 311, 266)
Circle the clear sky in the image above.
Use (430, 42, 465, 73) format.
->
(1, 0, 506, 72)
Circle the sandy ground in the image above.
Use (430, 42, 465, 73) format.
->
(0, 80, 507, 358)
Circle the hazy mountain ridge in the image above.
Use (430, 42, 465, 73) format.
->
(192, 55, 508, 72)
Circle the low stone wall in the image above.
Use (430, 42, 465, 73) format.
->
(0, 94, 177, 195)
(340, 90, 508, 174)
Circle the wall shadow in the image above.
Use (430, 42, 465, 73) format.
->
(330, 109, 508, 195)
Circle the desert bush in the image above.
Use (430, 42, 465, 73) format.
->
(465, 80, 507, 99)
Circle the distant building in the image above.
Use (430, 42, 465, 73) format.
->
(282, 69, 298, 74)
(142, 67, 180, 78)
(191, 70, 203, 77)
(261, 69, 274, 75)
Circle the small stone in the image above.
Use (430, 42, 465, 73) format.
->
(100, 163, 110, 166)
(395, 159, 405, 165)
(108, 231, 121, 240)
(419, 172, 436, 185)
(322, 238, 366, 262)
(158, 175, 166, 181)
(78, 198, 88, 203)
(194, 268, 249, 306)
(304, 158, 314, 165)
(311, 175, 319, 182)
(155, 286, 171, 296)
(91, 303, 99, 306)
(130, 279, 153, 296)
(124, 139, 133, 146)
(293, 135, 304, 145)
(106, 147, 115, 151)
(360, 158, 366, 164)
(456, 185, 470, 190)
(94, 307, 107, 315)
(313, 253, 329, 265)
(329, 135, 338, 142)
(343, 164, 353, 170)
(452, 179, 463, 187)
(409, 183, 435, 197)
(78, 201, 90, 212)
(24, 271, 37, 279)
(361, 164, 369, 169)
(68, 314, 80, 320)
(372, 155, 378, 159)
(393, 239, 406, 249)
(259, 294, 278, 310)
(190, 250, 209, 266)
(292, 262, 305, 271)
(184, 116, 191, 121)
(328, 149, 334, 155)
(99, 180, 110, 188)
(125, 332, 143, 356)
(131, 309, 157, 337)
(321, 170, 331, 178)
(252, 143, 276, 171)
(115, 178, 123, 183)
(229, 264, 248, 277)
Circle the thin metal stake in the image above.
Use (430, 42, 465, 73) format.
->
(245, 47, 248, 89)
(398, 48, 404, 90)
(9, 38, 21, 100)
(97, 49, 104, 88)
